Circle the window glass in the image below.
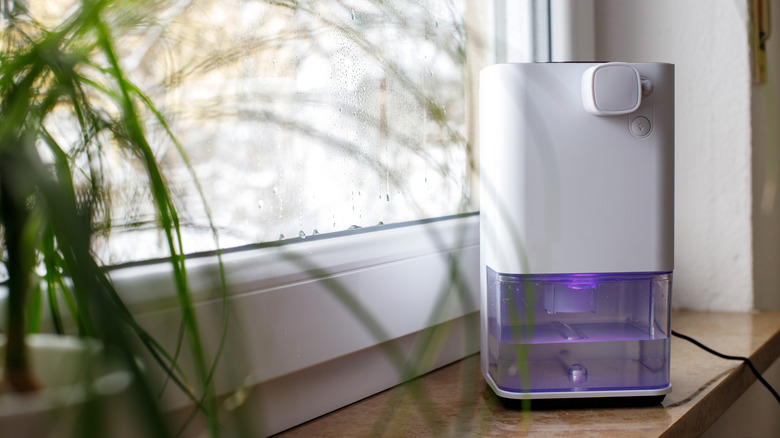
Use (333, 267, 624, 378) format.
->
(7, 0, 472, 264)
(70, 0, 472, 263)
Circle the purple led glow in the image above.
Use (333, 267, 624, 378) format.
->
(567, 282, 597, 290)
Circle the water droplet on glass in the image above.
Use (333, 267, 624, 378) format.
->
(386, 194, 390, 202)
(278, 233, 285, 240)
(339, 106, 343, 113)
(312, 229, 320, 235)
(430, 71, 433, 77)
(377, 221, 384, 226)
(299, 231, 306, 239)
(273, 186, 278, 194)
(348, 225, 362, 230)
(424, 177, 428, 183)
(257, 200, 264, 209)
(358, 190, 361, 196)
(351, 9, 355, 20)
(273, 58, 277, 65)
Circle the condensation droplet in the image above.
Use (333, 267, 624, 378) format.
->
(348, 225, 362, 230)
(386, 194, 390, 202)
(278, 233, 285, 240)
(351, 9, 355, 20)
(273, 186, 279, 195)
(312, 229, 320, 235)
(299, 231, 306, 239)
(257, 200, 264, 209)
(377, 221, 384, 226)
(273, 58, 277, 65)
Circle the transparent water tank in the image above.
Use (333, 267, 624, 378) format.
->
(485, 268, 671, 394)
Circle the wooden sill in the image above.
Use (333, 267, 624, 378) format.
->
(275, 310, 780, 437)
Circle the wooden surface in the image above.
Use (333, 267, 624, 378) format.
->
(275, 311, 780, 437)
(279, 311, 780, 438)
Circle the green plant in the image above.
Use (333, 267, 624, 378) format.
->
(0, 0, 224, 435)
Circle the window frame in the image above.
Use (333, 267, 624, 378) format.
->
(112, 213, 480, 435)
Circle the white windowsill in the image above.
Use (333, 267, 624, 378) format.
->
(107, 213, 481, 435)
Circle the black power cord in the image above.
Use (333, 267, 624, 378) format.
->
(671, 330, 780, 405)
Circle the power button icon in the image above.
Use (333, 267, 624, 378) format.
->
(630, 116, 651, 137)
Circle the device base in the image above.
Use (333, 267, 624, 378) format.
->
(497, 394, 667, 410)
(485, 372, 671, 401)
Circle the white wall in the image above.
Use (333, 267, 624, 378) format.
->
(594, 1, 754, 311)
(752, 1, 780, 310)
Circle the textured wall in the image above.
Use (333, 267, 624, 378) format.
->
(594, 1, 754, 310)
(752, 1, 780, 310)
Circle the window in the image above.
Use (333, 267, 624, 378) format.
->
(72, 0, 475, 264)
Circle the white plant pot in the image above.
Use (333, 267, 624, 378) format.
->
(0, 334, 134, 437)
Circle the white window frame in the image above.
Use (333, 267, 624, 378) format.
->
(112, 214, 480, 435)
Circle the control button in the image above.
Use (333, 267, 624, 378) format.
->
(630, 116, 651, 137)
